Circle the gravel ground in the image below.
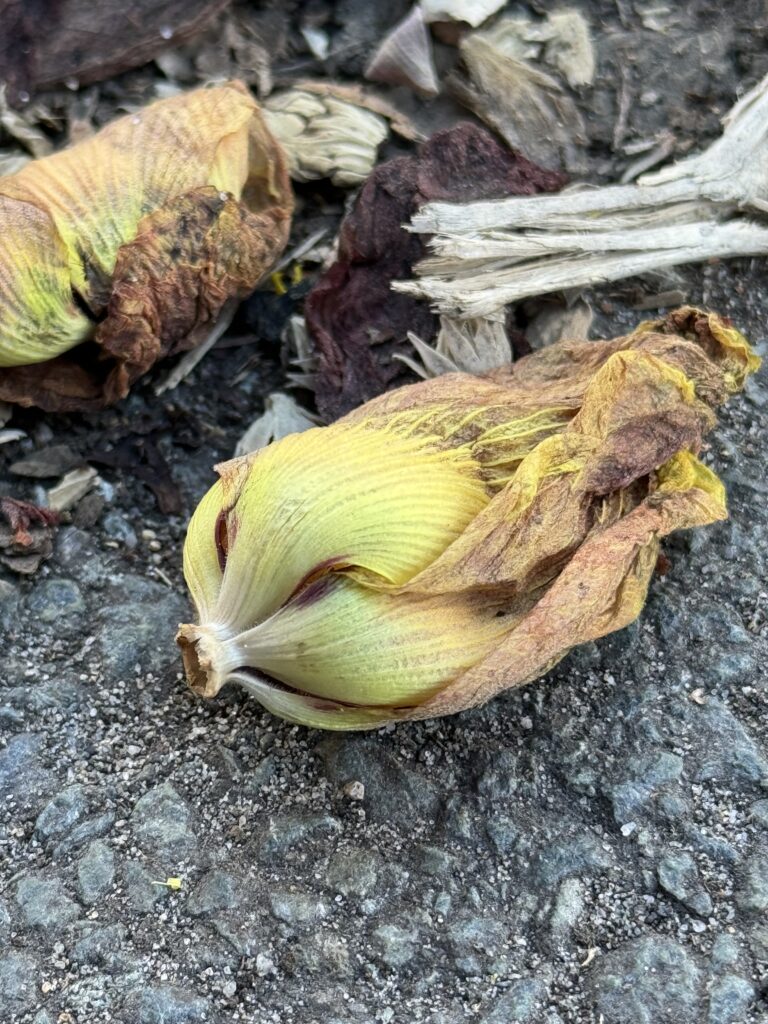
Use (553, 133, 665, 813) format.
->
(3, 4, 768, 1024)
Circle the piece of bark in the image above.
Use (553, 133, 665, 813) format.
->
(305, 122, 565, 421)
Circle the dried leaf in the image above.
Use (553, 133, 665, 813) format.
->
(10, 445, 81, 478)
(525, 298, 593, 351)
(0, 497, 59, 574)
(0, 0, 230, 100)
(264, 89, 388, 187)
(305, 122, 565, 420)
(420, 0, 507, 28)
(365, 6, 439, 98)
(0, 83, 292, 411)
(234, 393, 320, 457)
(47, 467, 98, 513)
(534, 10, 596, 88)
(0, 85, 52, 158)
(294, 80, 423, 142)
(450, 34, 587, 172)
(177, 308, 758, 729)
(397, 315, 512, 378)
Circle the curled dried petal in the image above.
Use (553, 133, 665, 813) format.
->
(0, 82, 292, 410)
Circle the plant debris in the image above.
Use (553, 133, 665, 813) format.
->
(263, 88, 388, 187)
(420, 0, 507, 29)
(304, 121, 565, 421)
(0, 496, 60, 574)
(397, 315, 512, 378)
(177, 308, 759, 729)
(0, 82, 292, 411)
(364, 6, 439, 98)
(449, 31, 587, 172)
(0, 0, 230, 101)
(400, 71, 768, 316)
(234, 392, 320, 457)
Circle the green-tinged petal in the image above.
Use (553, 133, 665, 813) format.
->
(210, 420, 490, 629)
(3, 83, 263, 304)
(218, 575, 510, 706)
(230, 672, 403, 731)
(0, 195, 91, 366)
(182, 478, 226, 622)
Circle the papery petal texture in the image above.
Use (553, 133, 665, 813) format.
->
(178, 309, 759, 729)
(0, 81, 292, 410)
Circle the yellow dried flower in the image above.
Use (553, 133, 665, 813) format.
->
(0, 82, 292, 411)
(177, 308, 759, 730)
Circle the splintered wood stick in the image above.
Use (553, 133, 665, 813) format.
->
(395, 73, 768, 316)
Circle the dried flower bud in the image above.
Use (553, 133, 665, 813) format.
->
(263, 89, 388, 187)
(0, 82, 292, 411)
(178, 309, 759, 730)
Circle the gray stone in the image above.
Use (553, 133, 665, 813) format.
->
(53, 811, 115, 858)
(532, 832, 614, 886)
(259, 811, 341, 857)
(486, 814, 521, 855)
(657, 851, 713, 916)
(475, 750, 520, 802)
(689, 699, 768, 786)
(121, 985, 211, 1024)
(707, 975, 754, 1024)
(131, 783, 197, 860)
(0, 897, 10, 943)
(592, 936, 701, 1024)
(296, 933, 351, 977)
(371, 924, 419, 968)
(327, 849, 381, 898)
(416, 844, 457, 878)
(736, 852, 768, 913)
(269, 891, 329, 925)
(0, 953, 39, 1016)
(710, 934, 741, 971)
(188, 871, 240, 916)
(25, 577, 85, 622)
(550, 878, 586, 942)
(0, 578, 20, 633)
(78, 840, 115, 904)
(102, 511, 138, 548)
(35, 784, 88, 839)
(446, 915, 507, 976)
(317, 736, 441, 826)
(99, 578, 188, 678)
(749, 799, 768, 827)
(609, 751, 684, 822)
(72, 923, 128, 969)
(16, 876, 81, 931)
(486, 977, 549, 1023)
(0, 733, 55, 816)
(123, 861, 163, 913)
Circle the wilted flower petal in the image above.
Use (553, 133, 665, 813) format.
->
(178, 309, 759, 729)
(0, 82, 292, 410)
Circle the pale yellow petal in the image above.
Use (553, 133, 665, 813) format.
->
(0, 194, 91, 366)
(209, 420, 489, 629)
(224, 575, 509, 706)
(4, 83, 261, 303)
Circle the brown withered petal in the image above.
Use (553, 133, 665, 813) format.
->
(0, 83, 292, 412)
(305, 122, 565, 421)
(178, 307, 758, 730)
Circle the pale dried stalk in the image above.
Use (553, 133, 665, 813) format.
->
(396, 73, 768, 316)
